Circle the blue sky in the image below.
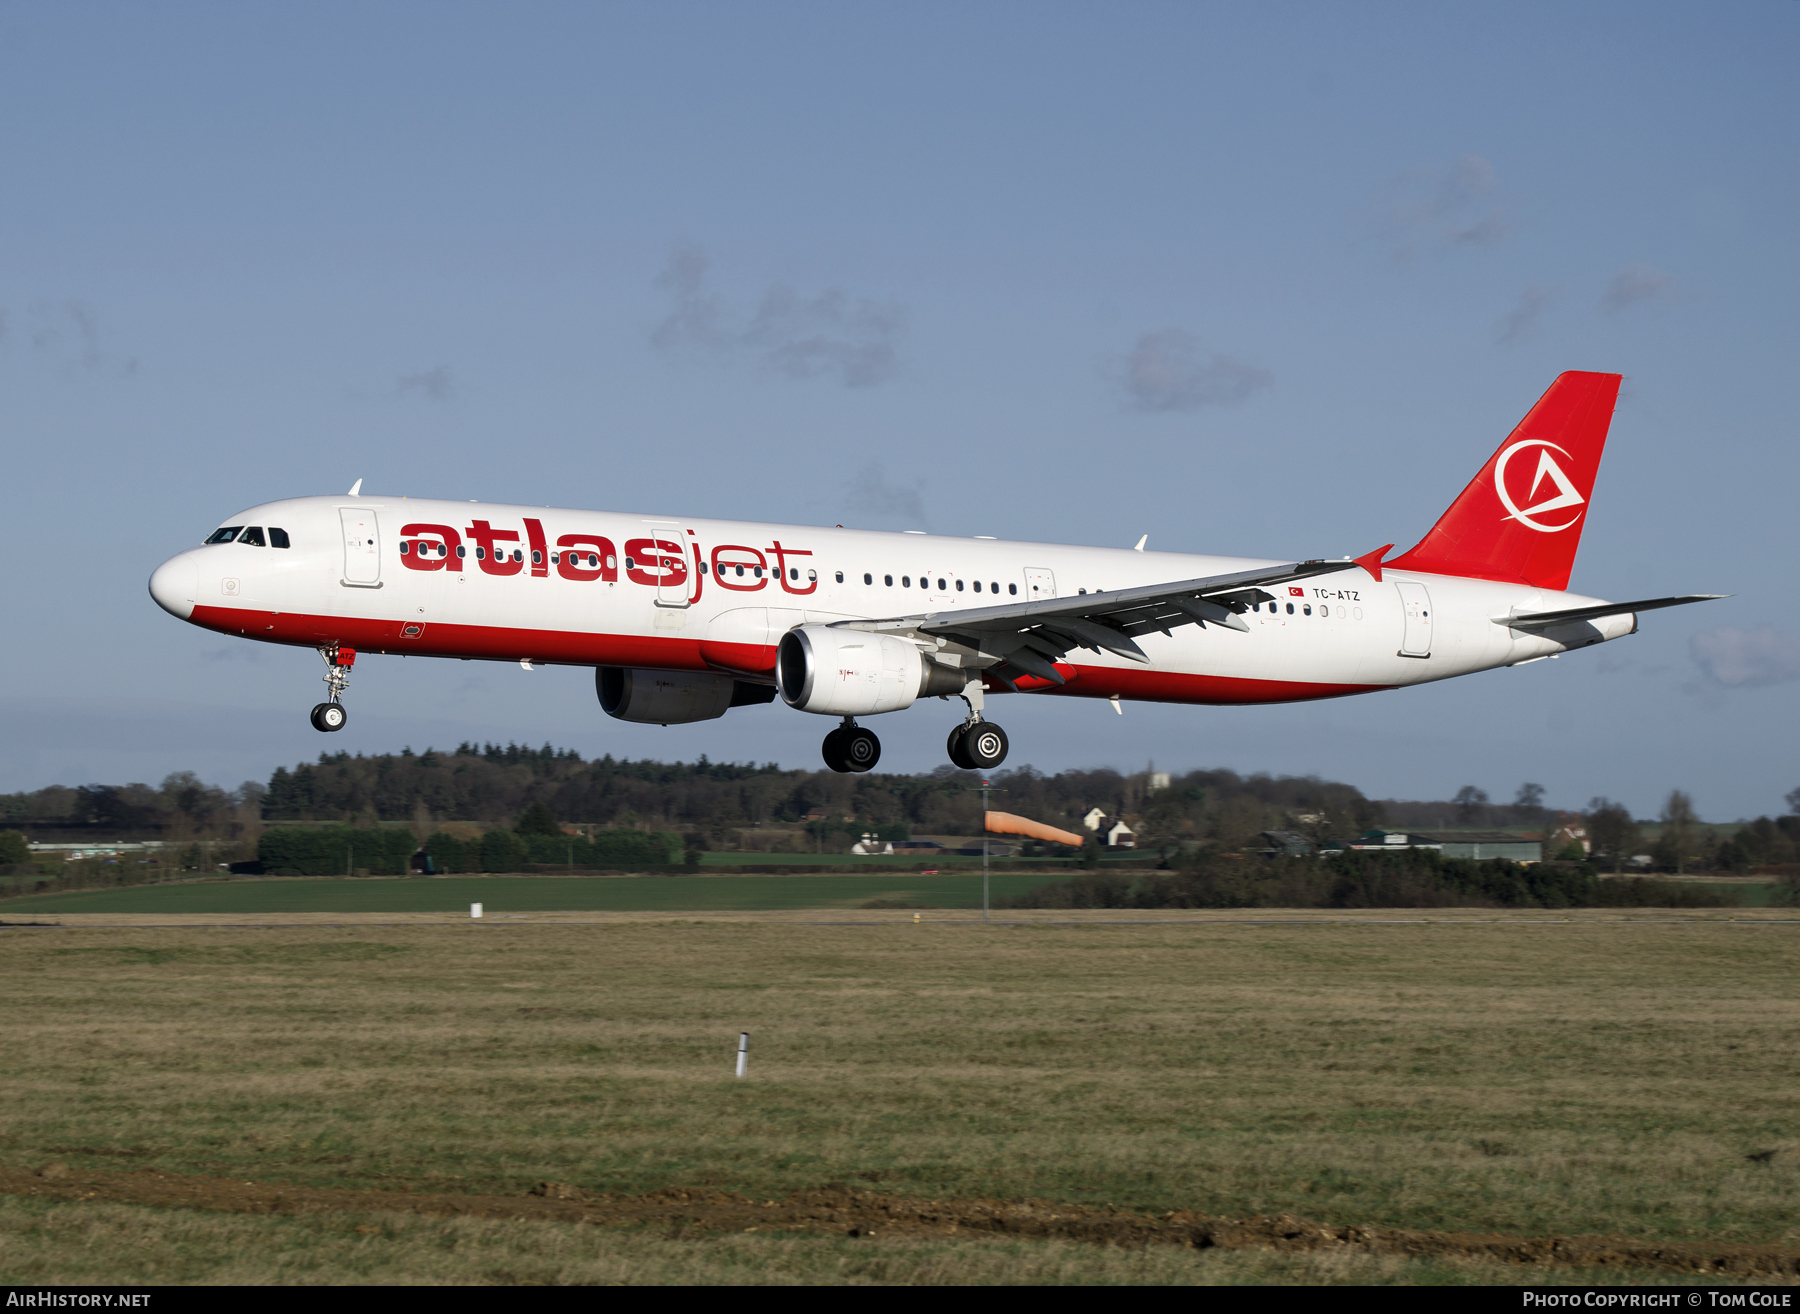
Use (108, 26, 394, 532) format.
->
(2, 2, 1795, 818)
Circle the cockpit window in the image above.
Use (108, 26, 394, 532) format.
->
(238, 527, 266, 547)
(206, 527, 242, 544)
(268, 527, 290, 549)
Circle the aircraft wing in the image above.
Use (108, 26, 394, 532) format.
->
(835, 558, 1357, 687)
(1496, 594, 1727, 630)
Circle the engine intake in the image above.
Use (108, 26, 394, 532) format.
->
(597, 667, 776, 725)
(776, 626, 964, 716)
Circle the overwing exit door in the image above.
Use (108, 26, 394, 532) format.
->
(644, 522, 691, 608)
(1023, 568, 1057, 601)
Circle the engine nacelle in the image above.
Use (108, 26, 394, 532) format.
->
(597, 667, 776, 725)
(777, 626, 964, 716)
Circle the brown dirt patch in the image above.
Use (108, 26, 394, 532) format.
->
(3, 1163, 1796, 1276)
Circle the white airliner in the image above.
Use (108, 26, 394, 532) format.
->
(150, 372, 1720, 772)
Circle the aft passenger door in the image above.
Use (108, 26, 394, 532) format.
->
(1395, 580, 1432, 658)
(340, 508, 381, 587)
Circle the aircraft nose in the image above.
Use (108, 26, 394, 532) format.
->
(149, 553, 198, 620)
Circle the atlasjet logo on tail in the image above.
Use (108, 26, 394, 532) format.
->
(1494, 439, 1585, 533)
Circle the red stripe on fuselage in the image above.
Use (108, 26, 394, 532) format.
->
(189, 605, 1389, 707)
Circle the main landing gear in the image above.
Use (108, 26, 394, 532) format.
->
(947, 675, 1009, 770)
(822, 718, 881, 773)
(309, 645, 355, 733)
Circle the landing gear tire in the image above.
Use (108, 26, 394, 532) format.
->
(310, 702, 347, 732)
(841, 726, 879, 772)
(823, 725, 880, 773)
(821, 727, 850, 772)
(947, 723, 974, 770)
(962, 721, 1008, 770)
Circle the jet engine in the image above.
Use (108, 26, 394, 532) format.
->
(597, 667, 777, 725)
(776, 626, 964, 716)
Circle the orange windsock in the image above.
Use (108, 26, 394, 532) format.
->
(985, 810, 1084, 847)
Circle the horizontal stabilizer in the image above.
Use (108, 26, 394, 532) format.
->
(1497, 594, 1727, 629)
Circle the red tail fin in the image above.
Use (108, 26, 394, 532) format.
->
(1386, 371, 1621, 591)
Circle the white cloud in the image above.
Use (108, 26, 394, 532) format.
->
(1493, 285, 1560, 345)
(650, 245, 904, 388)
(397, 366, 454, 400)
(1691, 627, 1800, 689)
(1600, 264, 1672, 313)
(842, 461, 926, 527)
(1381, 154, 1514, 260)
(1116, 329, 1272, 412)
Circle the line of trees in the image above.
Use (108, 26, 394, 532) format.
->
(5, 743, 1798, 875)
(1000, 850, 1751, 912)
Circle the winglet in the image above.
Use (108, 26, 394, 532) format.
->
(1133, 535, 1147, 552)
(1353, 543, 1394, 582)
(348, 478, 364, 497)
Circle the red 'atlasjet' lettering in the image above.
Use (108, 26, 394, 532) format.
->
(467, 520, 523, 577)
(556, 534, 618, 582)
(400, 523, 462, 572)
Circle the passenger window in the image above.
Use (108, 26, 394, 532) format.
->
(531, 550, 543, 565)
(1008, 583, 1017, 595)
(956, 580, 964, 592)
(457, 545, 467, 558)
(1304, 604, 1312, 615)
(754, 567, 763, 578)
(790, 568, 798, 580)
(205, 527, 242, 544)
(903, 576, 911, 587)
(1286, 603, 1294, 614)
(990, 582, 998, 594)
(863, 573, 872, 585)
(972, 581, 981, 592)
(239, 527, 266, 547)
(549, 553, 559, 565)
(884, 575, 893, 586)
(398, 541, 410, 555)
(476, 548, 487, 560)
(735, 565, 744, 577)
(835, 572, 844, 583)
(268, 527, 290, 549)
(697, 561, 708, 574)
(625, 557, 635, 569)
(936, 578, 945, 591)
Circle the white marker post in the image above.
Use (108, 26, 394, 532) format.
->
(735, 1032, 749, 1079)
(471, 902, 483, 919)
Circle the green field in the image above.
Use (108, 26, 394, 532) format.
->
(3, 918, 1798, 1284)
(0, 872, 1064, 916)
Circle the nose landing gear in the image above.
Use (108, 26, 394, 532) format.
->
(822, 718, 880, 773)
(310, 646, 355, 732)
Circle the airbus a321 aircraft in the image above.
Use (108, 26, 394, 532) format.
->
(149, 371, 1720, 773)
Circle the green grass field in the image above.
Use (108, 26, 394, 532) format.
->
(0, 873, 1064, 916)
(3, 917, 1799, 1283)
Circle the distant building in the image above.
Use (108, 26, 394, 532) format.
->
(1081, 808, 1136, 847)
(1261, 830, 1314, 857)
(1352, 830, 1542, 863)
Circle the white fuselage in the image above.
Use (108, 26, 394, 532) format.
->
(149, 494, 1635, 709)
